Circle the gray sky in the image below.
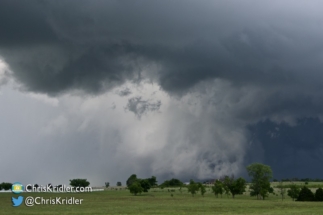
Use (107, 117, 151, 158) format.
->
(1, 0, 323, 186)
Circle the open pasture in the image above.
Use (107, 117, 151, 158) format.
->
(1, 186, 323, 215)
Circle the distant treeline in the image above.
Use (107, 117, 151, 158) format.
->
(273, 178, 323, 182)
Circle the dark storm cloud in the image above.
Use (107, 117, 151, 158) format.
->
(0, 1, 57, 47)
(2, 0, 323, 181)
(2, 0, 323, 96)
(125, 96, 161, 119)
(1, 42, 144, 94)
(247, 118, 323, 179)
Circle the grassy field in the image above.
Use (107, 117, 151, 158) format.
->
(272, 181, 323, 189)
(1, 186, 323, 215)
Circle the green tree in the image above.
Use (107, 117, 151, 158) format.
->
(198, 183, 206, 196)
(187, 180, 199, 196)
(105, 182, 110, 188)
(212, 180, 223, 198)
(126, 174, 156, 192)
(69, 179, 90, 188)
(220, 175, 246, 198)
(128, 181, 143, 195)
(223, 185, 230, 197)
(287, 184, 300, 201)
(147, 176, 158, 187)
(297, 186, 314, 201)
(315, 187, 323, 201)
(116, 182, 122, 186)
(138, 179, 151, 192)
(160, 178, 183, 188)
(126, 174, 137, 187)
(229, 177, 246, 198)
(247, 163, 273, 200)
(220, 176, 232, 197)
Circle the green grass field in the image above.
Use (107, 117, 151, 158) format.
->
(272, 181, 323, 189)
(1, 186, 323, 215)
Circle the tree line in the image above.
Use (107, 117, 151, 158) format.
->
(286, 184, 323, 201)
(274, 178, 323, 182)
(123, 163, 323, 202)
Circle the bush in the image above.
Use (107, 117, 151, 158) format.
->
(315, 188, 323, 201)
(297, 186, 314, 201)
(129, 181, 143, 195)
(126, 174, 156, 192)
(105, 182, 110, 188)
(160, 178, 184, 187)
(1, 182, 12, 190)
(117, 182, 122, 186)
(69, 179, 90, 188)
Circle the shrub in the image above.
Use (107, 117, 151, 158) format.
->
(297, 186, 314, 201)
(1, 182, 12, 190)
(69, 179, 90, 188)
(160, 178, 184, 187)
(315, 188, 323, 201)
(129, 181, 143, 195)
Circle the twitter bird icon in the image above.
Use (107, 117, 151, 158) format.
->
(12, 196, 23, 207)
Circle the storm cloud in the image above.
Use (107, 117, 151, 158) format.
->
(1, 0, 323, 185)
(2, 0, 323, 95)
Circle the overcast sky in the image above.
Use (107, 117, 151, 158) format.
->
(1, 0, 323, 186)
